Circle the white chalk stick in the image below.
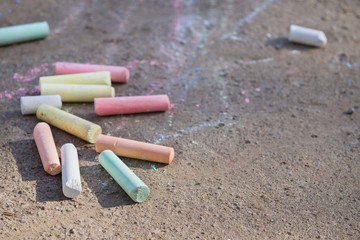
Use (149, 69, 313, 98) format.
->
(61, 143, 82, 198)
(20, 95, 62, 115)
(289, 25, 327, 47)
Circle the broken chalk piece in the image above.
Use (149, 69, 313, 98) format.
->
(55, 62, 130, 83)
(61, 143, 82, 198)
(33, 122, 61, 175)
(39, 71, 111, 86)
(40, 84, 115, 102)
(21, 95, 62, 115)
(289, 25, 327, 47)
(99, 150, 150, 203)
(0, 21, 49, 47)
(36, 104, 102, 143)
(94, 95, 170, 116)
(96, 134, 174, 164)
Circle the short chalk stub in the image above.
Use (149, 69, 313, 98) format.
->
(99, 150, 150, 203)
(21, 95, 62, 115)
(41, 84, 115, 102)
(36, 104, 102, 143)
(61, 143, 82, 198)
(33, 122, 61, 175)
(289, 25, 327, 47)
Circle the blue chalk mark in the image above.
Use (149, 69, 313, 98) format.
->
(15, 0, 21, 4)
(235, 0, 277, 31)
(153, 119, 227, 143)
(223, 0, 277, 39)
(341, 61, 358, 69)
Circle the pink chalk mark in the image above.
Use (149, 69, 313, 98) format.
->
(169, 104, 176, 109)
(196, 104, 200, 108)
(241, 90, 248, 95)
(13, 63, 50, 82)
(0, 86, 40, 101)
(245, 98, 250, 103)
(255, 88, 261, 92)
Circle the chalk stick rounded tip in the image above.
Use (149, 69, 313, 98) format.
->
(318, 32, 327, 46)
(45, 163, 62, 175)
(124, 68, 130, 82)
(130, 186, 150, 203)
(168, 148, 175, 164)
(63, 187, 82, 199)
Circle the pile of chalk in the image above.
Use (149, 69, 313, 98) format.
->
(4, 22, 174, 203)
(21, 62, 174, 203)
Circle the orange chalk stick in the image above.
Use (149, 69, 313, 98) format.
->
(55, 62, 130, 83)
(95, 134, 174, 164)
(33, 122, 61, 175)
(94, 95, 170, 116)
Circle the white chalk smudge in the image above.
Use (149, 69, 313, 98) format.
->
(236, 57, 273, 65)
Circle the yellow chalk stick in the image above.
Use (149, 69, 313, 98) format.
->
(36, 104, 102, 143)
(41, 84, 115, 102)
(39, 71, 111, 86)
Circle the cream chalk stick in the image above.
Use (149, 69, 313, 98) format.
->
(289, 25, 327, 47)
(39, 71, 111, 86)
(94, 95, 170, 116)
(21, 95, 62, 115)
(55, 62, 130, 83)
(40, 84, 115, 102)
(33, 122, 61, 175)
(99, 150, 150, 203)
(37, 104, 102, 143)
(61, 143, 82, 198)
(96, 134, 174, 164)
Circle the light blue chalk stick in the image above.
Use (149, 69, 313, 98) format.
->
(99, 150, 150, 203)
(0, 21, 49, 46)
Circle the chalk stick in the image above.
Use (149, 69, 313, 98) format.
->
(21, 95, 62, 115)
(37, 104, 102, 143)
(61, 143, 82, 198)
(289, 25, 327, 47)
(39, 71, 111, 86)
(99, 150, 150, 203)
(94, 95, 170, 116)
(0, 21, 49, 46)
(96, 134, 174, 164)
(40, 84, 115, 102)
(55, 62, 130, 83)
(33, 122, 61, 175)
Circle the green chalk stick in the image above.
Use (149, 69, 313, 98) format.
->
(99, 150, 150, 203)
(0, 21, 49, 46)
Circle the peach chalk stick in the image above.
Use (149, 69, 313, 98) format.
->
(33, 122, 61, 175)
(95, 134, 174, 164)
(41, 84, 115, 102)
(55, 62, 130, 83)
(61, 143, 82, 198)
(37, 104, 102, 143)
(39, 71, 111, 86)
(21, 95, 62, 115)
(94, 95, 170, 116)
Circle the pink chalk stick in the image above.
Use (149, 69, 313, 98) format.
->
(55, 62, 130, 83)
(95, 95, 170, 116)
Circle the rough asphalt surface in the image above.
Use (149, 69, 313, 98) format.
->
(0, 0, 359, 239)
